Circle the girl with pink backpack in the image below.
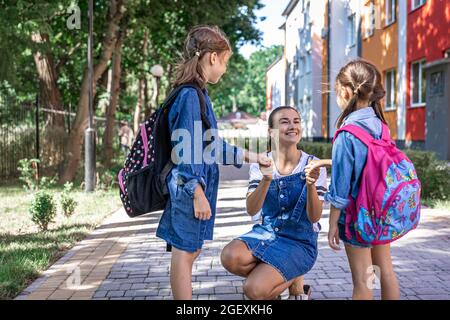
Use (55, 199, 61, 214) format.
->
(311, 59, 420, 300)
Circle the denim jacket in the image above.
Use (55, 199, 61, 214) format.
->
(324, 107, 382, 215)
(167, 87, 244, 197)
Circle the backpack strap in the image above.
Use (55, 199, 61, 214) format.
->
(381, 122, 391, 142)
(161, 82, 211, 129)
(333, 124, 374, 147)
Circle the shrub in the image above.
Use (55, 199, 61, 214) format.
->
(298, 141, 332, 159)
(60, 182, 77, 217)
(29, 191, 57, 231)
(39, 175, 58, 189)
(405, 150, 450, 200)
(17, 158, 40, 190)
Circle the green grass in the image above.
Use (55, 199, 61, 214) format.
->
(0, 185, 122, 300)
(422, 199, 450, 211)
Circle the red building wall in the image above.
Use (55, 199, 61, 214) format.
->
(406, 0, 450, 141)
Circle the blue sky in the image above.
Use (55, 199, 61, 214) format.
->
(239, 0, 289, 58)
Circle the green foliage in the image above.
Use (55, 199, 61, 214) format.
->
(298, 142, 333, 160)
(210, 45, 283, 117)
(60, 182, 77, 217)
(17, 158, 40, 190)
(2, 0, 265, 181)
(17, 158, 58, 190)
(404, 150, 450, 200)
(39, 175, 58, 189)
(29, 191, 57, 231)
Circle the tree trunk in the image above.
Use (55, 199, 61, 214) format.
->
(143, 76, 150, 118)
(104, 30, 124, 169)
(133, 31, 149, 132)
(32, 32, 66, 170)
(59, 0, 125, 183)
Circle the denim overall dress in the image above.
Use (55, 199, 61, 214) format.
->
(237, 158, 319, 281)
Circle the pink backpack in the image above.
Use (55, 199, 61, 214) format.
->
(333, 122, 421, 245)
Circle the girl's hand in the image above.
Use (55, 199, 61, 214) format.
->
(305, 160, 320, 185)
(246, 151, 272, 167)
(193, 185, 211, 221)
(257, 153, 272, 168)
(328, 222, 341, 251)
(259, 158, 273, 181)
(307, 159, 332, 172)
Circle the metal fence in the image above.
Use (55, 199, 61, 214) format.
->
(0, 94, 38, 181)
(0, 92, 125, 182)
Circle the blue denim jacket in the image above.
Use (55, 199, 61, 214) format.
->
(156, 87, 244, 252)
(324, 107, 382, 218)
(167, 87, 244, 197)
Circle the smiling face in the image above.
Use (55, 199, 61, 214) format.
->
(269, 108, 302, 148)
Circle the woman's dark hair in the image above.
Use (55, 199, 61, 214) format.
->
(267, 106, 301, 152)
(173, 25, 232, 89)
(335, 59, 387, 128)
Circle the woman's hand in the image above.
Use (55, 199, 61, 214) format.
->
(193, 185, 211, 221)
(305, 160, 320, 186)
(328, 221, 341, 251)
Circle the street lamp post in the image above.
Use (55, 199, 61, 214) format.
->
(85, 0, 96, 192)
(150, 64, 163, 109)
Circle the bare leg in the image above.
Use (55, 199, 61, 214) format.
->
(243, 263, 295, 300)
(170, 247, 201, 300)
(344, 244, 374, 300)
(371, 244, 400, 300)
(221, 240, 259, 277)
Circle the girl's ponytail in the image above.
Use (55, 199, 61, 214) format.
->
(335, 59, 387, 128)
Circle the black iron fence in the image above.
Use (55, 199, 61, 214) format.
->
(0, 94, 38, 181)
(0, 92, 125, 182)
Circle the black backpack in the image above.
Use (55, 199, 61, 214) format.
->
(118, 83, 211, 217)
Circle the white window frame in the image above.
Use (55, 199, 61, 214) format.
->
(410, 60, 426, 107)
(412, 0, 426, 10)
(385, 69, 397, 111)
(364, 1, 375, 38)
(386, 0, 396, 26)
(347, 13, 357, 48)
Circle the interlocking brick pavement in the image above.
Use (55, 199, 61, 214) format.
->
(16, 179, 450, 300)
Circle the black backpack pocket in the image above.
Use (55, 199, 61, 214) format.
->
(127, 165, 167, 216)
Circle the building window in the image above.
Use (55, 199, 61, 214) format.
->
(364, 2, 375, 38)
(412, 0, 426, 10)
(304, 1, 311, 26)
(347, 13, 356, 48)
(411, 60, 426, 106)
(445, 49, 450, 58)
(305, 51, 311, 74)
(299, 56, 305, 77)
(386, 0, 396, 25)
(385, 69, 397, 110)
